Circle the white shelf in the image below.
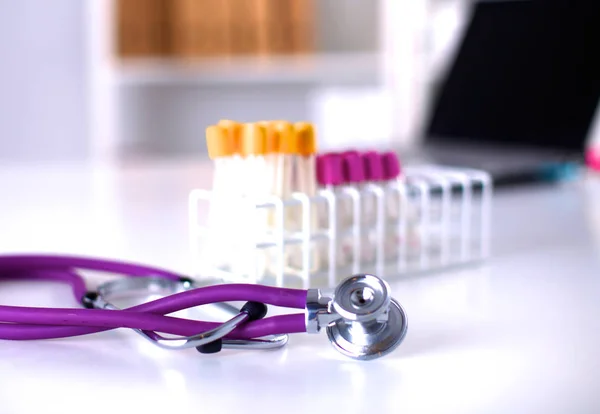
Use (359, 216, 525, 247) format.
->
(112, 52, 382, 86)
(87, 0, 436, 161)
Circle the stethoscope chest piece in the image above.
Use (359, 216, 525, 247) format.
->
(307, 274, 408, 360)
(327, 297, 407, 360)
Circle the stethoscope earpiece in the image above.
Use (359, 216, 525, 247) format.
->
(307, 274, 407, 360)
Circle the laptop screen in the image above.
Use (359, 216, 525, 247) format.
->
(426, 0, 600, 152)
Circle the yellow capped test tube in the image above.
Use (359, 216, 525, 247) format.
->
(273, 121, 296, 202)
(218, 119, 242, 152)
(238, 122, 270, 279)
(289, 122, 320, 274)
(206, 124, 235, 194)
(241, 122, 267, 157)
(204, 124, 237, 269)
(260, 121, 283, 211)
(294, 122, 317, 197)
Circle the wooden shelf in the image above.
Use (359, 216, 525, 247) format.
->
(112, 52, 381, 86)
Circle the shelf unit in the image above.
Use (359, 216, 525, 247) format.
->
(86, 0, 470, 162)
(114, 52, 382, 86)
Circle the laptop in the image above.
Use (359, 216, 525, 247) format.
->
(405, 0, 600, 186)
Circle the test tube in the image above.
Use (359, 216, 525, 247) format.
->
(294, 122, 318, 199)
(204, 124, 236, 269)
(316, 153, 346, 268)
(235, 123, 268, 278)
(339, 151, 365, 264)
(206, 124, 235, 194)
(381, 151, 403, 260)
(317, 153, 344, 196)
(263, 121, 281, 201)
(275, 121, 296, 212)
(218, 119, 243, 195)
(361, 151, 385, 263)
(258, 121, 282, 231)
(240, 122, 268, 196)
(261, 121, 301, 278)
(382, 151, 402, 219)
(361, 151, 385, 221)
(292, 122, 319, 270)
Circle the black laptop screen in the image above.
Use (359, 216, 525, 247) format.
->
(426, 0, 600, 152)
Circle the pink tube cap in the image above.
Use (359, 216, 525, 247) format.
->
(362, 151, 384, 181)
(382, 151, 401, 180)
(341, 151, 365, 183)
(317, 153, 344, 186)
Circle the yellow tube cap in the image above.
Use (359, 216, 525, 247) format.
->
(206, 125, 234, 159)
(241, 123, 267, 156)
(294, 122, 317, 156)
(257, 121, 279, 154)
(274, 121, 297, 154)
(218, 119, 242, 154)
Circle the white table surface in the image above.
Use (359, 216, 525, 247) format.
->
(1, 159, 600, 414)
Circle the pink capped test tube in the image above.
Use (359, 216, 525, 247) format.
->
(316, 153, 347, 269)
(340, 151, 366, 267)
(381, 151, 404, 259)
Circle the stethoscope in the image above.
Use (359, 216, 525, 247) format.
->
(0, 255, 408, 360)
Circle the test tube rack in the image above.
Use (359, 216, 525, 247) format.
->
(188, 165, 492, 288)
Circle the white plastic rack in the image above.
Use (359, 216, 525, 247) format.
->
(189, 165, 492, 288)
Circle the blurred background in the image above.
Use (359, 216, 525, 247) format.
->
(0, 0, 472, 164)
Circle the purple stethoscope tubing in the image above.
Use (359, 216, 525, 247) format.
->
(0, 255, 308, 341)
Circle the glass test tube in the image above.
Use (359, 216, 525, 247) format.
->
(340, 151, 366, 267)
(316, 153, 346, 269)
(381, 151, 403, 260)
(291, 122, 319, 271)
(360, 151, 385, 263)
(204, 124, 237, 270)
(235, 123, 268, 279)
